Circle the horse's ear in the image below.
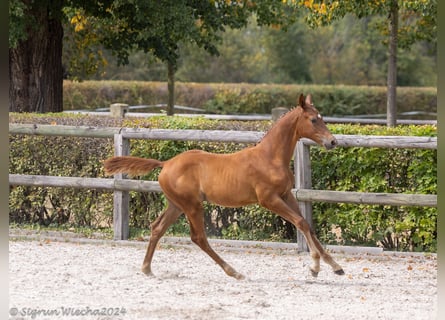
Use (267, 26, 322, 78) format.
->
(305, 94, 313, 106)
(298, 94, 305, 108)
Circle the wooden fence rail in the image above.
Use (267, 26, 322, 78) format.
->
(9, 124, 437, 147)
(9, 124, 437, 250)
(9, 174, 435, 206)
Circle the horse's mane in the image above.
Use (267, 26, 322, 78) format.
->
(256, 106, 300, 145)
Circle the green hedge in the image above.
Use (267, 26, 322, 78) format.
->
(9, 113, 437, 251)
(63, 81, 437, 116)
(311, 125, 437, 252)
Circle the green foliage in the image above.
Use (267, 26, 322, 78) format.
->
(300, 0, 437, 48)
(263, 18, 312, 83)
(220, 204, 295, 242)
(9, 114, 436, 252)
(85, 0, 298, 69)
(202, 84, 437, 115)
(204, 87, 290, 114)
(9, 0, 28, 48)
(62, 7, 108, 80)
(177, 21, 272, 83)
(311, 124, 437, 252)
(9, 134, 114, 228)
(91, 14, 436, 87)
(9, 113, 122, 227)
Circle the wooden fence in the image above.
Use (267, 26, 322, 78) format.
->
(9, 123, 437, 251)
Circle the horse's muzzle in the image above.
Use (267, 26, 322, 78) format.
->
(324, 137, 338, 150)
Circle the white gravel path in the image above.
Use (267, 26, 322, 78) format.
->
(9, 238, 437, 320)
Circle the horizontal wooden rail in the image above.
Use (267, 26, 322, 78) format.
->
(9, 174, 437, 207)
(9, 174, 163, 193)
(294, 189, 437, 207)
(8, 123, 121, 138)
(301, 135, 437, 149)
(9, 124, 437, 149)
(121, 128, 263, 143)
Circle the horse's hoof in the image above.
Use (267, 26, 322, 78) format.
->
(310, 268, 319, 278)
(334, 269, 345, 276)
(233, 272, 246, 280)
(141, 268, 154, 277)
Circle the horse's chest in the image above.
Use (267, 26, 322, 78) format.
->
(266, 168, 293, 190)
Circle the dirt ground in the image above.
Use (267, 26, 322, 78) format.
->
(9, 233, 437, 320)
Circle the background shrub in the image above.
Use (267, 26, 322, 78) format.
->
(63, 81, 437, 117)
(311, 125, 437, 252)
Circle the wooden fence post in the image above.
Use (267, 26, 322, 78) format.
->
(110, 103, 129, 118)
(294, 141, 313, 252)
(113, 132, 130, 240)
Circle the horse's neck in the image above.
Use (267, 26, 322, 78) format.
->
(256, 109, 302, 165)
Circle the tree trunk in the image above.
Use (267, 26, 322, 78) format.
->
(167, 61, 175, 116)
(386, 1, 398, 127)
(9, 1, 64, 113)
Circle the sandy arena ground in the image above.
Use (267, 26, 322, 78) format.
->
(9, 234, 437, 320)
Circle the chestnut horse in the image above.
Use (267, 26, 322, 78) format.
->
(104, 94, 344, 279)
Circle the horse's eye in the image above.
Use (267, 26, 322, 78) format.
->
(311, 118, 317, 124)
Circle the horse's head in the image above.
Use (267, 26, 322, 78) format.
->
(297, 94, 337, 150)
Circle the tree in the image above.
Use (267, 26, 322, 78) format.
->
(94, 0, 298, 115)
(9, 0, 65, 112)
(263, 17, 312, 83)
(387, 0, 398, 127)
(10, 0, 298, 114)
(9, 0, 115, 113)
(107, 13, 433, 86)
(177, 18, 271, 83)
(298, 0, 437, 126)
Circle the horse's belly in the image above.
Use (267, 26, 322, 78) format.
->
(201, 181, 258, 208)
(206, 194, 257, 208)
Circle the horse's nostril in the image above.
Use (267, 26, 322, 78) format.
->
(331, 139, 337, 146)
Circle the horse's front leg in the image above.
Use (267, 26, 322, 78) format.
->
(260, 191, 344, 277)
(283, 192, 344, 276)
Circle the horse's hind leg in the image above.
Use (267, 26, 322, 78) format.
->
(141, 200, 182, 276)
(186, 203, 245, 280)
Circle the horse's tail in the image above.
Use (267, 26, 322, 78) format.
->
(104, 156, 163, 177)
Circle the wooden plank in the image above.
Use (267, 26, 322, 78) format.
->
(8, 124, 263, 143)
(9, 123, 120, 138)
(9, 174, 162, 192)
(322, 117, 436, 126)
(301, 135, 437, 149)
(9, 174, 114, 189)
(121, 128, 263, 144)
(114, 179, 162, 192)
(294, 189, 437, 207)
(10, 174, 435, 208)
(113, 134, 130, 240)
(10, 124, 437, 149)
(294, 141, 312, 252)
